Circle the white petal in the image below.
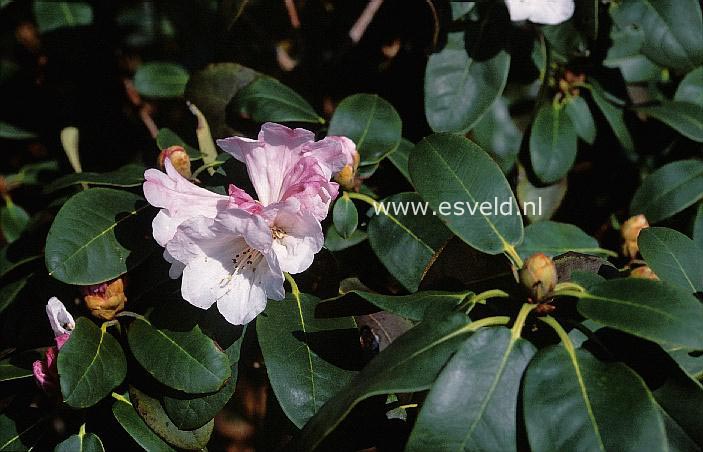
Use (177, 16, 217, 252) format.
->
(506, 0, 574, 25)
(46, 297, 75, 336)
(269, 207, 323, 274)
(214, 209, 273, 252)
(505, 0, 531, 21)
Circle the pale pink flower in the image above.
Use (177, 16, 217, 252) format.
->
(505, 0, 574, 25)
(33, 297, 74, 394)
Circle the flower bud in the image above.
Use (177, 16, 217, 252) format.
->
(158, 146, 191, 179)
(519, 253, 558, 302)
(329, 136, 360, 191)
(82, 278, 127, 320)
(621, 214, 649, 259)
(630, 266, 659, 280)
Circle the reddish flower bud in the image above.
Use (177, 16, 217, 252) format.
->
(82, 278, 127, 320)
(329, 136, 360, 191)
(519, 253, 558, 302)
(158, 146, 191, 179)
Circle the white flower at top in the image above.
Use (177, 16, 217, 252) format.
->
(505, 0, 575, 25)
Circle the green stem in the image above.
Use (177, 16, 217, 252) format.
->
(552, 289, 587, 299)
(503, 244, 524, 269)
(539, 315, 576, 352)
(285, 272, 300, 297)
(511, 303, 537, 340)
(347, 192, 379, 208)
(465, 289, 509, 309)
(465, 315, 511, 333)
(554, 282, 586, 293)
(111, 392, 131, 404)
(115, 311, 146, 321)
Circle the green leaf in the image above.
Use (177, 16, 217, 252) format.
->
(299, 312, 474, 451)
(517, 221, 609, 261)
(156, 128, 201, 160)
(231, 76, 323, 124)
(0, 407, 45, 451)
(523, 343, 667, 451)
(638, 227, 703, 292)
(257, 292, 357, 428)
(530, 103, 578, 184)
(516, 165, 567, 223)
(407, 327, 535, 451)
(565, 96, 596, 144)
(0, 203, 29, 244)
(324, 226, 367, 252)
(637, 101, 703, 142)
(33, 1, 92, 33)
(675, 67, 703, 107)
(184, 62, 258, 138)
(327, 94, 402, 164)
(589, 79, 634, 152)
(610, 0, 703, 72)
(630, 159, 703, 223)
(55, 432, 104, 452)
(134, 62, 189, 98)
(409, 133, 523, 254)
(127, 317, 231, 394)
(0, 122, 36, 140)
(472, 97, 522, 172)
(424, 31, 510, 133)
(45, 188, 154, 285)
(604, 24, 664, 83)
(323, 289, 469, 322)
(129, 386, 213, 450)
(0, 356, 33, 382)
(332, 194, 358, 239)
(693, 204, 703, 251)
(57, 318, 127, 408)
(112, 395, 175, 452)
(387, 138, 413, 183)
(367, 192, 453, 292)
(43, 164, 146, 194)
(577, 279, 703, 349)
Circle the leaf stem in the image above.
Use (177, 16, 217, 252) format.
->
(347, 192, 379, 208)
(466, 315, 511, 333)
(285, 272, 300, 297)
(503, 244, 524, 269)
(539, 315, 576, 352)
(554, 282, 586, 293)
(511, 303, 537, 340)
(459, 289, 509, 311)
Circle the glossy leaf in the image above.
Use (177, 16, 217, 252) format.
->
(630, 159, 703, 223)
(604, 24, 664, 83)
(134, 62, 189, 98)
(637, 101, 703, 142)
(45, 188, 154, 285)
(472, 97, 522, 172)
(565, 96, 596, 144)
(0, 203, 29, 243)
(516, 221, 607, 261)
(589, 80, 634, 152)
(55, 432, 104, 452)
(406, 327, 535, 451)
(112, 395, 175, 452)
(327, 94, 402, 164)
(43, 164, 146, 193)
(524, 343, 667, 451)
(33, 1, 92, 33)
(127, 317, 231, 394)
(257, 292, 357, 428)
(387, 138, 413, 183)
(424, 32, 510, 133)
(610, 0, 703, 72)
(231, 76, 323, 124)
(409, 133, 523, 254)
(577, 279, 703, 349)
(0, 408, 45, 451)
(0, 357, 33, 382)
(675, 67, 703, 107)
(129, 386, 213, 450)
(57, 318, 127, 408)
(332, 194, 358, 239)
(638, 227, 703, 292)
(367, 192, 453, 292)
(324, 226, 367, 252)
(299, 312, 473, 451)
(530, 103, 578, 184)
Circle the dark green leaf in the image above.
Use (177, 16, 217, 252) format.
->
(129, 386, 213, 450)
(367, 192, 453, 292)
(112, 395, 175, 452)
(565, 96, 596, 144)
(604, 24, 664, 83)
(0, 203, 29, 244)
(472, 97, 522, 172)
(638, 227, 703, 292)
(406, 327, 535, 451)
(257, 292, 357, 428)
(57, 318, 127, 408)
(327, 94, 402, 164)
(387, 138, 413, 183)
(134, 62, 189, 98)
(637, 101, 703, 142)
(675, 67, 703, 107)
(0, 406, 45, 451)
(589, 80, 634, 152)
(524, 343, 667, 451)
(693, 204, 703, 251)
(516, 165, 567, 223)
(231, 76, 323, 124)
(610, 0, 703, 72)
(45, 188, 154, 285)
(409, 133, 523, 254)
(324, 226, 367, 252)
(299, 312, 474, 451)
(577, 279, 703, 349)
(529, 103, 578, 184)
(630, 159, 703, 223)
(43, 164, 146, 194)
(33, 1, 92, 33)
(332, 195, 358, 239)
(0, 356, 33, 382)
(55, 432, 104, 452)
(424, 32, 510, 133)
(156, 128, 201, 160)
(517, 221, 608, 261)
(127, 317, 231, 394)
(0, 122, 36, 140)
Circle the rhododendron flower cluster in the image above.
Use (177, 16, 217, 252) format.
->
(144, 123, 357, 325)
(33, 297, 75, 394)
